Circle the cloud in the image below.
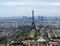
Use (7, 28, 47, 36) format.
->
(0, 0, 32, 2)
(0, 2, 60, 16)
(0, 0, 60, 2)
(0, 2, 60, 7)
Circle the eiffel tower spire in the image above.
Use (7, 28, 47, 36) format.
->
(32, 10, 34, 23)
(31, 10, 36, 31)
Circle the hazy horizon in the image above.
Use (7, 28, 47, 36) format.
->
(0, 0, 60, 17)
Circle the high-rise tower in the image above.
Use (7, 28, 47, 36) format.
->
(31, 10, 36, 31)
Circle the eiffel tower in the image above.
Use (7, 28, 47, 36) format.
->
(31, 10, 36, 31)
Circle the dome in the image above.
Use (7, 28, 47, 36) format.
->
(37, 37, 49, 42)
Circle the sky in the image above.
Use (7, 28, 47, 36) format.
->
(0, 0, 60, 17)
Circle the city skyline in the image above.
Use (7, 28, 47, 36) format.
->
(0, 0, 60, 17)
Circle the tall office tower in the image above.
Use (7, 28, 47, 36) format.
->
(31, 10, 36, 31)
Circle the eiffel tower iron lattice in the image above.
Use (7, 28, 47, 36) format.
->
(31, 10, 36, 31)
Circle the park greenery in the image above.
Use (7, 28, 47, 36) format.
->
(17, 25, 40, 40)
